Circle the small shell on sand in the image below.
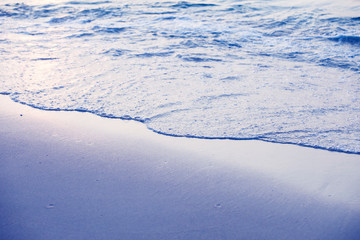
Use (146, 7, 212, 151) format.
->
(45, 203, 55, 209)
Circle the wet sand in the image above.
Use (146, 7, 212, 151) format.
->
(1, 95, 360, 240)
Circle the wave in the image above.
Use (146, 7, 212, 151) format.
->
(170, 1, 217, 9)
(66, 1, 112, 5)
(328, 35, 360, 46)
(0, 0, 359, 155)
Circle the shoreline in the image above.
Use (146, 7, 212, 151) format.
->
(5, 94, 359, 156)
(1, 95, 360, 239)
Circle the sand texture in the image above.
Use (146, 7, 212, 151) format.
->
(1, 95, 360, 240)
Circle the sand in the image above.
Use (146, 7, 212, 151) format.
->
(1, 95, 360, 240)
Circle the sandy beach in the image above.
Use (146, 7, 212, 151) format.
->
(1, 94, 360, 240)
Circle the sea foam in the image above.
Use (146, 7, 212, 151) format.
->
(0, 0, 359, 153)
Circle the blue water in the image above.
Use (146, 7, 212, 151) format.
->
(0, 0, 359, 154)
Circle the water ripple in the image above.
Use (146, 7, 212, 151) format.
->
(0, 0, 359, 154)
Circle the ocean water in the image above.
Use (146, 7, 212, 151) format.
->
(0, 0, 359, 154)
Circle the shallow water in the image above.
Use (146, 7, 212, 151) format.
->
(0, 0, 359, 154)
